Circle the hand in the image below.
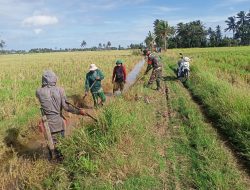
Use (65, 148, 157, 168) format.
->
(79, 109, 86, 116)
(96, 76, 100, 80)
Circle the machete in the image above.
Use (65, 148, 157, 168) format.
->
(65, 101, 98, 122)
(83, 80, 97, 100)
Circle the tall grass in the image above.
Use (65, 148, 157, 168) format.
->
(42, 84, 169, 189)
(0, 50, 141, 189)
(40, 55, 249, 189)
(163, 57, 249, 189)
(166, 47, 250, 160)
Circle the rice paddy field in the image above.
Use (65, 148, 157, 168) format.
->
(0, 50, 141, 189)
(0, 50, 141, 134)
(0, 47, 249, 189)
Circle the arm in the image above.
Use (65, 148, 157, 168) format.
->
(122, 65, 127, 81)
(97, 70, 104, 81)
(152, 58, 157, 68)
(35, 89, 40, 100)
(85, 74, 89, 92)
(112, 67, 116, 82)
(60, 88, 80, 114)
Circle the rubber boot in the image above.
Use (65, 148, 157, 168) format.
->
(48, 148, 56, 161)
(145, 83, 152, 88)
(156, 80, 161, 91)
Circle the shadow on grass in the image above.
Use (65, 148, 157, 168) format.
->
(162, 76, 177, 81)
(4, 128, 47, 160)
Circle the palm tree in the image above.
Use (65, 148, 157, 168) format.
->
(98, 43, 102, 49)
(215, 25, 222, 45)
(237, 11, 247, 26)
(107, 41, 111, 49)
(144, 31, 154, 48)
(0, 40, 5, 49)
(154, 20, 174, 50)
(247, 10, 250, 22)
(225, 16, 237, 38)
(81, 40, 87, 48)
(236, 11, 249, 44)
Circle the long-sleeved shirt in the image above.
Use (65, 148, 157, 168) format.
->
(36, 71, 80, 133)
(112, 65, 127, 82)
(85, 69, 104, 93)
(150, 53, 162, 69)
(36, 86, 80, 133)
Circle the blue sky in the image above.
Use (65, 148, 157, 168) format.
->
(0, 0, 249, 50)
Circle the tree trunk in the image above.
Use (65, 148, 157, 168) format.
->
(164, 35, 167, 50)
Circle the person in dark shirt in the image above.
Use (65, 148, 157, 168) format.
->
(112, 60, 127, 94)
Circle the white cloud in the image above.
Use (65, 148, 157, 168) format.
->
(152, 6, 183, 15)
(34, 28, 43, 34)
(76, 0, 148, 12)
(155, 6, 182, 12)
(217, 0, 250, 7)
(22, 15, 58, 27)
(103, 20, 121, 24)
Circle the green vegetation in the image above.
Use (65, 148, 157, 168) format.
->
(0, 51, 140, 133)
(35, 78, 170, 189)
(0, 47, 249, 189)
(166, 47, 250, 161)
(144, 10, 250, 49)
(0, 50, 141, 188)
(162, 56, 249, 189)
(39, 53, 249, 189)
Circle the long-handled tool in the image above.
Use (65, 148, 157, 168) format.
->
(65, 101, 98, 122)
(83, 80, 97, 100)
(40, 108, 55, 159)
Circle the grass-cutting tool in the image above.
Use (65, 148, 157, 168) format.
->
(65, 101, 98, 122)
(83, 80, 97, 100)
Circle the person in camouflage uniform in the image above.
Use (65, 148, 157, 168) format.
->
(146, 47, 162, 90)
(144, 50, 153, 75)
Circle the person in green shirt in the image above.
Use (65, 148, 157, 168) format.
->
(85, 64, 106, 107)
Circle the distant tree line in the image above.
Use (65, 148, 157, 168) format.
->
(0, 36, 6, 51)
(0, 38, 147, 54)
(145, 10, 250, 49)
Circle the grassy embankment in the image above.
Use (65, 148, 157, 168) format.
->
(167, 47, 250, 161)
(162, 53, 249, 189)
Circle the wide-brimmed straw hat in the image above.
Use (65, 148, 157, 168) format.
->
(89, 64, 98, 71)
(183, 57, 190, 62)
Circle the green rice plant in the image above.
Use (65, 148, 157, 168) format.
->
(42, 82, 169, 189)
(162, 57, 249, 189)
(0, 50, 142, 189)
(166, 47, 250, 160)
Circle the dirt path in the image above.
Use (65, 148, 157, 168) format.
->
(182, 80, 250, 176)
(173, 76, 250, 182)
